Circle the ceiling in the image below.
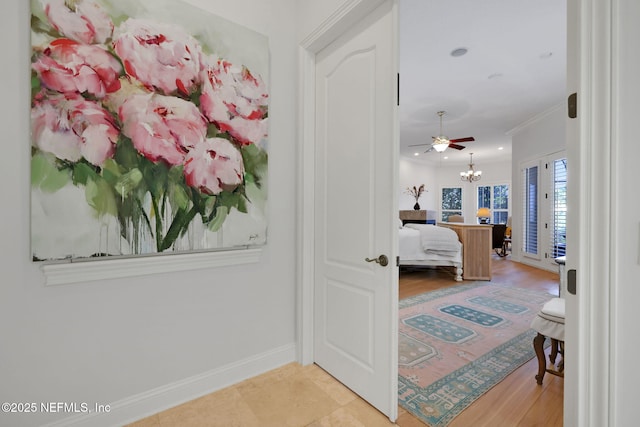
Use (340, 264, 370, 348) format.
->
(399, 0, 567, 166)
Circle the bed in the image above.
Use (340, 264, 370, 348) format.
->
(398, 223, 463, 281)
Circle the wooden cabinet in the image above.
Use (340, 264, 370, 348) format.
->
(438, 222, 492, 280)
(399, 210, 426, 223)
(399, 210, 436, 225)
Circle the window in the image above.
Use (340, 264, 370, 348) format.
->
(477, 184, 509, 224)
(441, 187, 462, 221)
(478, 186, 491, 209)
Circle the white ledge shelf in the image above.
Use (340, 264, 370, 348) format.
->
(41, 248, 263, 286)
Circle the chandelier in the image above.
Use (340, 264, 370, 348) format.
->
(460, 153, 482, 182)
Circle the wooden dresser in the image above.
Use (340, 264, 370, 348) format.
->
(438, 222, 493, 280)
(399, 210, 436, 225)
(399, 210, 426, 223)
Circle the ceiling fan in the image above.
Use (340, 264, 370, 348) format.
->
(409, 111, 475, 153)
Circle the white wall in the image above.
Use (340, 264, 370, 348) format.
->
(398, 158, 438, 211)
(511, 104, 565, 163)
(436, 159, 512, 222)
(296, 0, 348, 36)
(612, 1, 640, 423)
(0, 1, 297, 426)
(511, 104, 565, 271)
(399, 157, 511, 221)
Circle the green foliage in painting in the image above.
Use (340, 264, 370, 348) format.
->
(31, 153, 69, 192)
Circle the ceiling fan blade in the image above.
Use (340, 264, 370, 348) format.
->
(448, 144, 466, 150)
(424, 146, 435, 153)
(408, 143, 432, 147)
(449, 137, 475, 143)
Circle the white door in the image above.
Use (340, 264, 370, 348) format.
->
(313, 1, 398, 420)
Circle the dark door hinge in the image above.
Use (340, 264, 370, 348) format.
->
(568, 269, 577, 294)
(568, 93, 577, 118)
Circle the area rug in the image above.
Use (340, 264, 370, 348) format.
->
(398, 282, 553, 426)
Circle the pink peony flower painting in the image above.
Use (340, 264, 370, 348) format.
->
(30, 0, 269, 261)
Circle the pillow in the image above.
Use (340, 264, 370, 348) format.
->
(398, 218, 403, 229)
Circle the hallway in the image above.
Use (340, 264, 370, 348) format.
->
(128, 256, 563, 427)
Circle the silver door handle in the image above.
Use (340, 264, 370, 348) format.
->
(365, 254, 389, 267)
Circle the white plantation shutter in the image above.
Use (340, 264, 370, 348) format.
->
(522, 164, 539, 257)
(549, 158, 567, 259)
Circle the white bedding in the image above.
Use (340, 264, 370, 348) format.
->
(399, 227, 461, 261)
(398, 225, 463, 281)
(403, 223, 462, 253)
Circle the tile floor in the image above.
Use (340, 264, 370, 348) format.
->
(125, 362, 408, 427)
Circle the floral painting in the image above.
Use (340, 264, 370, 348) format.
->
(30, 0, 269, 261)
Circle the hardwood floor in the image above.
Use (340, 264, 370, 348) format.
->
(396, 254, 564, 427)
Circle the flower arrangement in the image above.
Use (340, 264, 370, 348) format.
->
(405, 184, 426, 201)
(30, 0, 268, 258)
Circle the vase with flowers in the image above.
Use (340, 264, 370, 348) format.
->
(405, 184, 426, 210)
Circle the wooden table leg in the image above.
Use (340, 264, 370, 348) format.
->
(533, 332, 547, 385)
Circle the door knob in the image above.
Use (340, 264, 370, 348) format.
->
(365, 254, 389, 267)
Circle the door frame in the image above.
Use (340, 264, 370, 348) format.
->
(296, 0, 613, 425)
(565, 0, 613, 425)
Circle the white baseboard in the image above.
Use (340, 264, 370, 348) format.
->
(512, 255, 559, 274)
(43, 343, 297, 427)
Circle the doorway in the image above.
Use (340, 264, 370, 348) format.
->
(520, 151, 567, 271)
(397, 0, 568, 423)
(298, 0, 610, 424)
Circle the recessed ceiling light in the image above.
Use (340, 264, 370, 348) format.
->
(540, 52, 553, 59)
(450, 47, 468, 57)
(498, 147, 504, 150)
(443, 156, 449, 160)
(414, 152, 420, 156)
